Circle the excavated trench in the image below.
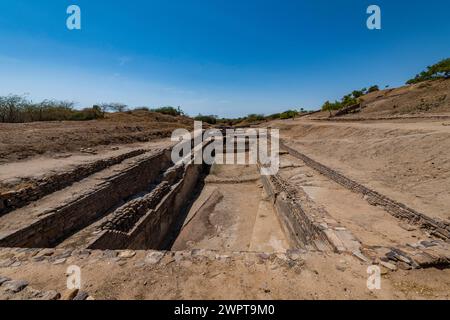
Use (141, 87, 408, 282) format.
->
(0, 140, 291, 253)
(1, 133, 447, 271)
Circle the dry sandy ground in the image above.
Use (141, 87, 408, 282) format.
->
(1, 249, 449, 300)
(0, 110, 192, 164)
(271, 118, 450, 222)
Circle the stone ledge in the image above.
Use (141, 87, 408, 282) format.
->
(0, 149, 148, 216)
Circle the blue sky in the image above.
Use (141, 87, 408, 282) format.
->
(0, 0, 449, 117)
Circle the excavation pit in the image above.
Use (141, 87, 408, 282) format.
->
(0, 146, 290, 254)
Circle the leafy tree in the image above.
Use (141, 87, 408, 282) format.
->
(352, 90, 365, 99)
(367, 85, 380, 93)
(406, 58, 450, 84)
(108, 103, 128, 113)
(341, 94, 358, 107)
(322, 101, 336, 117)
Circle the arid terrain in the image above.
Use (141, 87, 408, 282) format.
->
(0, 80, 449, 300)
(310, 79, 450, 119)
(0, 110, 192, 164)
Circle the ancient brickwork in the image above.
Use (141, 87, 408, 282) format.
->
(260, 172, 335, 252)
(100, 182, 171, 233)
(88, 162, 205, 250)
(0, 149, 173, 248)
(0, 149, 147, 216)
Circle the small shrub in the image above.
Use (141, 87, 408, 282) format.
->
(194, 114, 217, 124)
(367, 85, 380, 93)
(246, 114, 266, 122)
(151, 106, 184, 117)
(279, 110, 299, 119)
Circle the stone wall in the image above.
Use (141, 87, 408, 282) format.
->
(260, 172, 334, 252)
(281, 141, 450, 241)
(99, 182, 172, 233)
(0, 149, 147, 216)
(0, 149, 174, 248)
(88, 162, 205, 250)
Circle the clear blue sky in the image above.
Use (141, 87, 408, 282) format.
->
(0, 0, 449, 117)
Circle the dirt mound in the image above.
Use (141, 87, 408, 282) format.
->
(309, 79, 450, 119)
(0, 111, 193, 163)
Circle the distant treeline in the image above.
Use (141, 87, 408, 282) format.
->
(0, 95, 104, 123)
(138, 106, 185, 117)
(0, 97, 189, 123)
(194, 109, 308, 125)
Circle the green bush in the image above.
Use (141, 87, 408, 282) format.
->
(246, 114, 266, 122)
(320, 87, 369, 115)
(367, 85, 380, 93)
(133, 107, 150, 112)
(279, 110, 298, 119)
(194, 114, 217, 124)
(267, 113, 281, 120)
(321, 100, 342, 116)
(150, 106, 184, 116)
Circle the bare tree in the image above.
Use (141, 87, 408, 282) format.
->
(100, 103, 128, 113)
(0, 95, 27, 123)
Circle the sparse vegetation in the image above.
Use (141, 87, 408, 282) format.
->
(0, 97, 192, 124)
(150, 106, 184, 117)
(367, 85, 380, 93)
(100, 102, 129, 113)
(407, 58, 450, 84)
(209, 109, 306, 126)
(246, 114, 266, 122)
(0, 95, 104, 123)
(279, 110, 299, 119)
(320, 87, 378, 116)
(194, 114, 218, 124)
